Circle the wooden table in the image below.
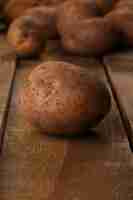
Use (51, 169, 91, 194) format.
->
(0, 35, 133, 200)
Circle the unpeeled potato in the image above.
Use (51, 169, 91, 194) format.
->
(57, 0, 100, 22)
(107, 8, 133, 47)
(114, 0, 133, 10)
(3, 0, 67, 21)
(56, 0, 101, 35)
(56, 0, 117, 56)
(7, 6, 57, 57)
(57, 17, 116, 56)
(18, 61, 111, 135)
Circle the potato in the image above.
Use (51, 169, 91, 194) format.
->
(18, 61, 111, 135)
(114, 0, 133, 10)
(56, 0, 100, 30)
(57, 17, 116, 56)
(3, 0, 67, 21)
(96, 0, 116, 15)
(24, 6, 57, 38)
(7, 6, 57, 57)
(106, 8, 133, 47)
(56, 0, 117, 56)
(115, 6, 133, 11)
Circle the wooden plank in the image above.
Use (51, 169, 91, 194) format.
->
(104, 51, 133, 151)
(0, 35, 16, 152)
(44, 42, 132, 200)
(0, 58, 67, 200)
(0, 40, 131, 200)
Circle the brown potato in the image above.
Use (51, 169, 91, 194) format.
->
(24, 6, 57, 38)
(57, 17, 116, 56)
(3, 0, 67, 21)
(18, 61, 111, 135)
(56, 0, 100, 31)
(56, 0, 117, 56)
(114, 0, 133, 10)
(106, 8, 133, 47)
(7, 6, 57, 57)
(96, 0, 116, 15)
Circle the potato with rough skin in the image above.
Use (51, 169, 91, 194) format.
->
(57, 16, 116, 56)
(3, 0, 67, 22)
(114, 0, 133, 10)
(115, 5, 133, 11)
(7, 6, 57, 57)
(56, 0, 117, 56)
(107, 8, 133, 47)
(56, 0, 100, 30)
(24, 6, 57, 38)
(62, 0, 100, 19)
(18, 61, 111, 135)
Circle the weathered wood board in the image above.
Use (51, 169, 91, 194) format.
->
(104, 51, 133, 150)
(103, 51, 133, 199)
(0, 38, 132, 200)
(0, 35, 16, 151)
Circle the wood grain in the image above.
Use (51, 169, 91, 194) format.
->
(0, 40, 132, 200)
(0, 35, 16, 152)
(104, 51, 133, 151)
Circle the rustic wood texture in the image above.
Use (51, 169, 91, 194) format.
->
(103, 51, 133, 200)
(104, 51, 133, 151)
(0, 39, 132, 200)
(0, 35, 16, 151)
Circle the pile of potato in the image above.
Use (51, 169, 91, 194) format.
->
(3, 0, 133, 57)
(1, 0, 67, 21)
(1, 0, 133, 135)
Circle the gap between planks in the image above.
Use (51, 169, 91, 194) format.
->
(102, 57, 133, 152)
(0, 53, 17, 153)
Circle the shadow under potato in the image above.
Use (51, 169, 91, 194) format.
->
(0, 16, 8, 32)
(42, 129, 102, 142)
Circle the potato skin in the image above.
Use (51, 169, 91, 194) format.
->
(114, 0, 133, 10)
(60, 0, 99, 18)
(56, 0, 117, 56)
(3, 0, 67, 21)
(24, 6, 57, 38)
(56, 0, 100, 29)
(106, 8, 133, 47)
(18, 61, 111, 135)
(57, 17, 116, 56)
(7, 6, 57, 57)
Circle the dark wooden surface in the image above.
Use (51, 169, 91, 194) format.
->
(104, 52, 133, 150)
(0, 37, 132, 199)
(0, 36, 16, 151)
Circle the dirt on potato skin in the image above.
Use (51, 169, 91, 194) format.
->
(19, 61, 111, 135)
